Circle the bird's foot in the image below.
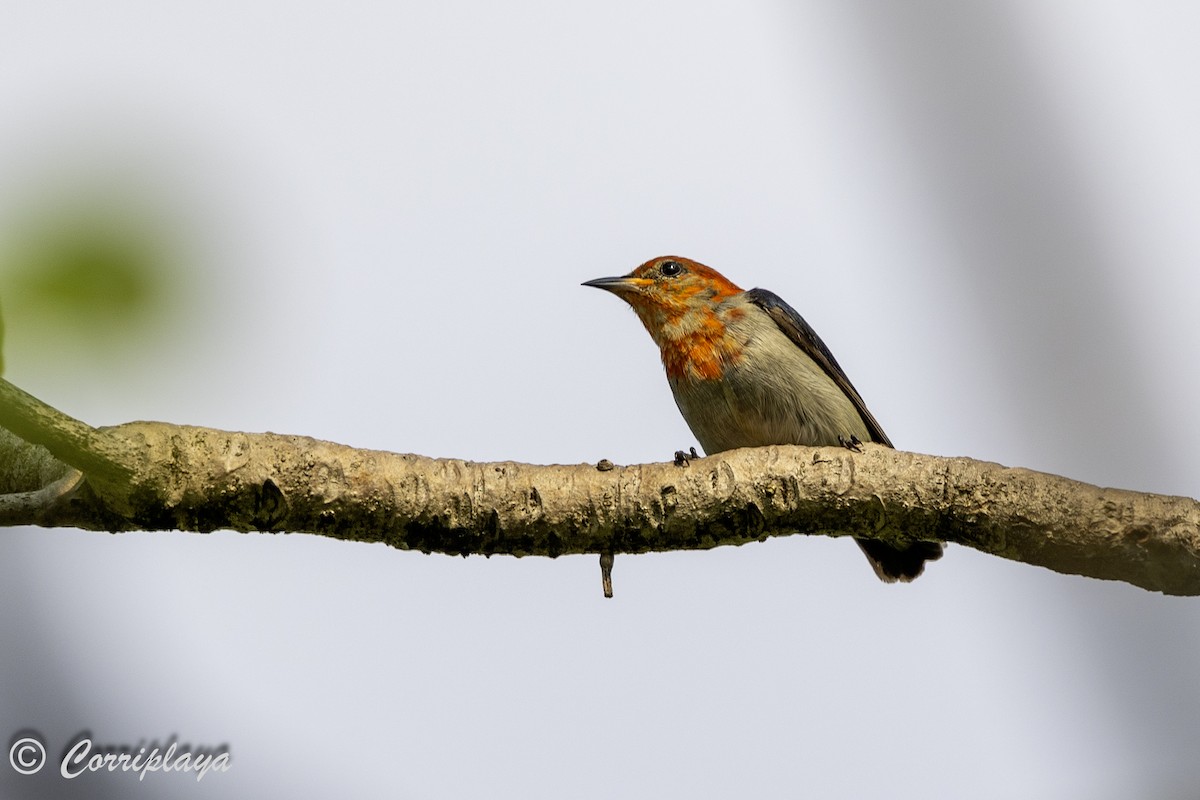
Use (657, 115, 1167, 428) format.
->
(673, 446, 700, 467)
(838, 435, 864, 453)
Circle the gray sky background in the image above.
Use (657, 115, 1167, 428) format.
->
(2, 2, 1200, 798)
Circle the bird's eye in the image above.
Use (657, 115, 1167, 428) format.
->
(660, 260, 683, 277)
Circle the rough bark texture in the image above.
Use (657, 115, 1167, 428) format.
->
(2, 379, 1200, 595)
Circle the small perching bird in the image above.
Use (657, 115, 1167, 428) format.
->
(584, 255, 942, 582)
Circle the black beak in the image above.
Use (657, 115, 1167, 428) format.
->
(582, 276, 623, 288)
(582, 276, 639, 293)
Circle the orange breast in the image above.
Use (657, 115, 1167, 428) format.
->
(658, 311, 743, 381)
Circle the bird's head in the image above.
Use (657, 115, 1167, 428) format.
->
(583, 256, 744, 347)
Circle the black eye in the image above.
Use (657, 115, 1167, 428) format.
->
(660, 260, 683, 277)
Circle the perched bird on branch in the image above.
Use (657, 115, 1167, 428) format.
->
(584, 255, 942, 582)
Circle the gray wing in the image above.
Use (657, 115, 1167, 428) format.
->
(745, 288, 893, 448)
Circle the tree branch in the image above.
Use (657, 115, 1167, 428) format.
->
(0, 379, 132, 482)
(2, 378, 1198, 595)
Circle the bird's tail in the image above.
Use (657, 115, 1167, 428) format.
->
(854, 539, 944, 583)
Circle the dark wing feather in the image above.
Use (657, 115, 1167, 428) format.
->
(745, 288, 893, 448)
(746, 289, 943, 581)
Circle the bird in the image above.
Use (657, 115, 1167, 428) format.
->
(583, 255, 942, 582)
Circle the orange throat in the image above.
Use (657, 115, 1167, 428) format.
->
(650, 308, 745, 382)
(620, 274, 747, 383)
(659, 335, 725, 381)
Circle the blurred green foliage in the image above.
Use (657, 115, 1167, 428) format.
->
(3, 208, 161, 314)
(0, 191, 184, 371)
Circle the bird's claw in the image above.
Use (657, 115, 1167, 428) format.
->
(838, 435, 864, 453)
(673, 446, 700, 467)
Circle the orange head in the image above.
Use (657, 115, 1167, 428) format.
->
(583, 255, 746, 380)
